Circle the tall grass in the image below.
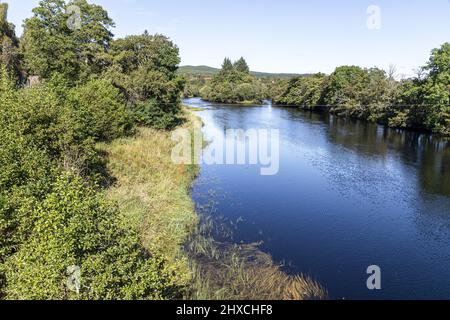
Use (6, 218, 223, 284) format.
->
(185, 208, 327, 300)
(99, 111, 202, 295)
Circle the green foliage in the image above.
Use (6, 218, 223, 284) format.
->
(182, 75, 205, 98)
(272, 74, 327, 109)
(0, 0, 192, 298)
(234, 57, 250, 74)
(221, 57, 234, 73)
(133, 99, 182, 130)
(0, 78, 99, 180)
(107, 32, 185, 129)
(269, 43, 449, 136)
(3, 172, 180, 300)
(201, 57, 266, 104)
(0, 3, 21, 81)
(0, 135, 55, 264)
(419, 43, 449, 135)
(392, 43, 450, 135)
(21, 1, 184, 130)
(0, 63, 187, 299)
(320, 66, 398, 120)
(178, 65, 303, 79)
(70, 78, 133, 142)
(110, 32, 180, 76)
(323, 66, 370, 117)
(21, 0, 114, 83)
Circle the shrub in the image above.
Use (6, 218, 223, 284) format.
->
(200, 57, 266, 104)
(3, 172, 182, 300)
(132, 99, 182, 130)
(70, 78, 133, 142)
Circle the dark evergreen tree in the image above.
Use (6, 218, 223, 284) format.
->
(234, 57, 250, 74)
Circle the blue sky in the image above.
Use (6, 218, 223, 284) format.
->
(6, 0, 450, 76)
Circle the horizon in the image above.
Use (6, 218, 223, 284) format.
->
(6, 0, 450, 77)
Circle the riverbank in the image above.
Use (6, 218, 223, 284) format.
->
(100, 111, 201, 297)
(199, 98, 265, 106)
(101, 109, 326, 300)
(192, 97, 449, 138)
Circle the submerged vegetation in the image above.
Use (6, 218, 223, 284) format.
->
(185, 211, 326, 300)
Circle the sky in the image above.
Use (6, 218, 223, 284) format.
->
(5, 0, 450, 77)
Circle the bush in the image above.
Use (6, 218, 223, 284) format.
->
(3, 173, 181, 300)
(70, 78, 133, 142)
(133, 99, 182, 130)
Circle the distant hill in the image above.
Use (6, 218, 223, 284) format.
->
(178, 65, 307, 79)
(178, 65, 220, 77)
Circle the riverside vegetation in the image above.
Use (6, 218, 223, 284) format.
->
(270, 44, 450, 136)
(184, 45, 449, 136)
(199, 57, 268, 104)
(0, 1, 324, 300)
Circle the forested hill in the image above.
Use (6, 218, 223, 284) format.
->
(178, 65, 306, 79)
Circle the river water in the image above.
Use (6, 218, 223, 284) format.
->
(184, 98, 450, 300)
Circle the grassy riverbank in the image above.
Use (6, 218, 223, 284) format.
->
(101, 110, 326, 300)
(99, 112, 201, 295)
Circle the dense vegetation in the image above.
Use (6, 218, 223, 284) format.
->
(0, 0, 188, 299)
(271, 43, 449, 136)
(199, 57, 267, 104)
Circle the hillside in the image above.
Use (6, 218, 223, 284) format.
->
(178, 65, 306, 79)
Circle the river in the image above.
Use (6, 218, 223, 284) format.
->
(184, 97, 450, 300)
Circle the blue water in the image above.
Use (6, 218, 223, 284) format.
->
(185, 98, 450, 300)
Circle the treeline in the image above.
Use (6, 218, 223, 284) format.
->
(199, 57, 267, 104)
(271, 43, 449, 136)
(0, 0, 187, 299)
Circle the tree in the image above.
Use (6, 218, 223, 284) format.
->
(323, 66, 368, 116)
(21, 0, 114, 83)
(221, 57, 234, 73)
(0, 3, 21, 81)
(421, 43, 450, 135)
(107, 32, 184, 129)
(234, 57, 250, 74)
(110, 32, 180, 77)
(70, 78, 133, 142)
(395, 43, 450, 135)
(3, 172, 179, 300)
(201, 57, 265, 104)
(272, 74, 327, 109)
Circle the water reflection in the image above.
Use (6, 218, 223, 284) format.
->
(323, 113, 450, 197)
